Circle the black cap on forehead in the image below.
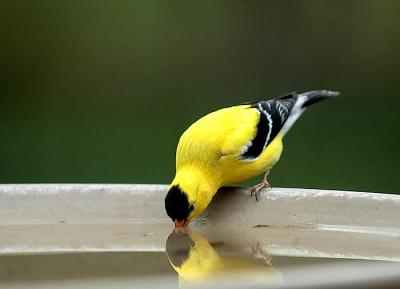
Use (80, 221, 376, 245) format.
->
(165, 185, 194, 221)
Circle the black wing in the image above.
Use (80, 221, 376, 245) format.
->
(240, 93, 298, 159)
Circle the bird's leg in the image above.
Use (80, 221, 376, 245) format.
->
(250, 171, 271, 201)
(252, 242, 273, 265)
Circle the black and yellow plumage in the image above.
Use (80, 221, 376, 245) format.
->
(165, 90, 339, 226)
(166, 229, 282, 287)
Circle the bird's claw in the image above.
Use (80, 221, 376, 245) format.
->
(252, 242, 273, 265)
(250, 181, 271, 201)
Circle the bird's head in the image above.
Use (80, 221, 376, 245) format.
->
(165, 168, 217, 227)
(165, 185, 194, 227)
(166, 228, 221, 281)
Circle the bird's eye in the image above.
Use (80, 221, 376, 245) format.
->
(188, 204, 194, 212)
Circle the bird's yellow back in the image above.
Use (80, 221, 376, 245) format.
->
(177, 105, 256, 169)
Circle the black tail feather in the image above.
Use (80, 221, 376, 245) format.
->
(301, 90, 340, 108)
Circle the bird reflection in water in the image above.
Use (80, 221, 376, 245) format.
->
(165, 229, 282, 288)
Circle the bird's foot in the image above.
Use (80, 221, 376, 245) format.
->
(250, 180, 271, 201)
(252, 242, 273, 265)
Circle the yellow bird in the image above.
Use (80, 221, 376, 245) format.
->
(165, 90, 339, 227)
(166, 229, 282, 288)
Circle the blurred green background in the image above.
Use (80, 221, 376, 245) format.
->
(0, 1, 399, 193)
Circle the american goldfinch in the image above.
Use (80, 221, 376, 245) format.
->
(166, 229, 282, 288)
(165, 90, 339, 227)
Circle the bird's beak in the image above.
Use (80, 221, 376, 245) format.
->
(174, 219, 190, 228)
